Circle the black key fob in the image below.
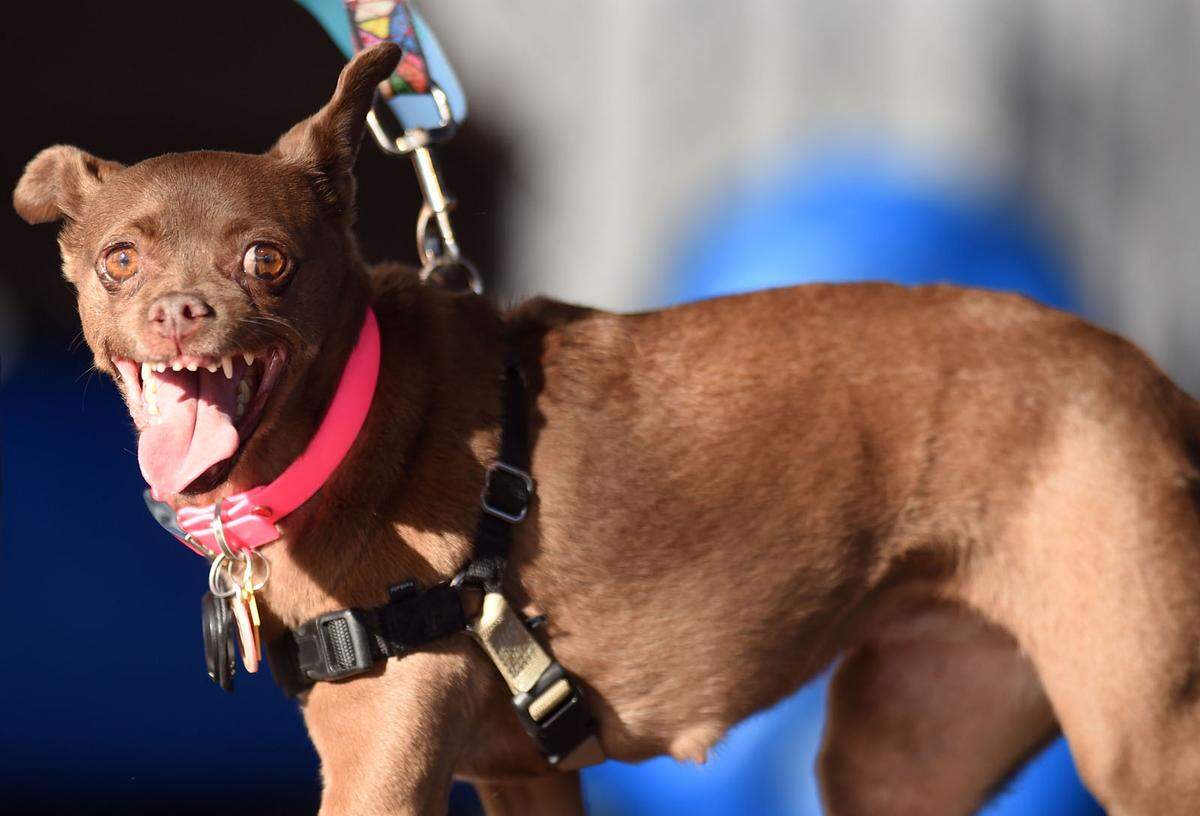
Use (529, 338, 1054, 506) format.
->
(201, 591, 236, 693)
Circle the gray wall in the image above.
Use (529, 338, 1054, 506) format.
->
(426, 0, 1200, 390)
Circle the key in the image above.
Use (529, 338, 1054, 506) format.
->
(246, 582, 262, 661)
(201, 591, 236, 692)
(231, 558, 261, 673)
(243, 554, 263, 661)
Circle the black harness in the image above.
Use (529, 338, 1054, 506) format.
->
(260, 361, 598, 765)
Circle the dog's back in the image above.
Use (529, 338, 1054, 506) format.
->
(505, 281, 1200, 801)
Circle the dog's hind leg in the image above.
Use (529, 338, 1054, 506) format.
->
(817, 601, 1057, 816)
(472, 772, 584, 816)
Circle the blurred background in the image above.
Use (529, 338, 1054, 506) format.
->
(5, 0, 1199, 813)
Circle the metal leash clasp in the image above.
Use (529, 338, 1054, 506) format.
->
(366, 86, 482, 295)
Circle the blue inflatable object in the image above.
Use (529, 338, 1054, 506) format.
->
(580, 149, 1099, 816)
(666, 150, 1073, 309)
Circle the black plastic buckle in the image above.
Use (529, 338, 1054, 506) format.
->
(512, 662, 595, 766)
(294, 608, 377, 682)
(480, 462, 534, 523)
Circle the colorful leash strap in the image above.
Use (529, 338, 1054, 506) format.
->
(347, 1, 430, 96)
(296, 0, 467, 133)
(298, 0, 481, 293)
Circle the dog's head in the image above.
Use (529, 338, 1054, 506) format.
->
(13, 44, 402, 499)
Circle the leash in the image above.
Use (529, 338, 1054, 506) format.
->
(144, 2, 605, 769)
(300, 0, 481, 293)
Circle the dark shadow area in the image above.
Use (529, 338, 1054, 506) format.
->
(0, 0, 509, 352)
(1, 2, 506, 813)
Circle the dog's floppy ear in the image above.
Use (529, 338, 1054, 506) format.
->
(270, 43, 402, 219)
(13, 145, 125, 225)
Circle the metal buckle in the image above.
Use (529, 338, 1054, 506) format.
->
(480, 462, 534, 523)
(511, 663, 595, 766)
(295, 609, 376, 682)
(365, 84, 456, 156)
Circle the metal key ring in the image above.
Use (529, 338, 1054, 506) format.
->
(207, 548, 271, 597)
(244, 548, 271, 592)
(208, 553, 239, 598)
(211, 499, 237, 561)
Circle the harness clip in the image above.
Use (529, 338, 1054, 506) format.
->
(512, 662, 596, 766)
(295, 608, 377, 682)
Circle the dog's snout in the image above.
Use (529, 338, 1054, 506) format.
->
(147, 292, 214, 342)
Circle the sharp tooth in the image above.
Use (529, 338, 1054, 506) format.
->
(141, 362, 151, 383)
(243, 351, 255, 366)
(147, 401, 159, 416)
(171, 362, 182, 371)
(146, 378, 158, 394)
(221, 355, 233, 379)
(186, 362, 198, 372)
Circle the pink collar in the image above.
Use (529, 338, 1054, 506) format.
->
(169, 308, 381, 557)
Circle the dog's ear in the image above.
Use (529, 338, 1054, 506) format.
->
(269, 43, 402, 220)
(13, 145, 125, 225)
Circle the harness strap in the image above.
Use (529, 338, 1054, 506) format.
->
(265, 580, 465, 697)
(264, 359, 604, 768)
(463, 358, 532, 590)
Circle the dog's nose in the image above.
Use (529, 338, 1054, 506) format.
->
(147, 292, 214, 342)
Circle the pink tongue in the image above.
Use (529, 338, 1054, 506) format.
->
(138, 369, 240, 496)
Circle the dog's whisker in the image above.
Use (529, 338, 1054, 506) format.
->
(241, 314, 304, 349)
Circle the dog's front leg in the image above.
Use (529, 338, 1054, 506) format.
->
(302, 648, 479, 816)
(473, 772, 585, 816)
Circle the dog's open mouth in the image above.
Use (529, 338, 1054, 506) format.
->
(113, 348, 287, 497)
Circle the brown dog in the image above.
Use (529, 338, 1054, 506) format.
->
(14, 43, 1200, 815)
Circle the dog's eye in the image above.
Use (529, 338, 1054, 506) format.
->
(102, 245, 140, 281)
(243, 243, 288, 282)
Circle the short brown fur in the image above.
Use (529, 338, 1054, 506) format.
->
(16, 44, 1200, 815)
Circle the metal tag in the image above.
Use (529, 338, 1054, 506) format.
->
(201, 591, 236, 693)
